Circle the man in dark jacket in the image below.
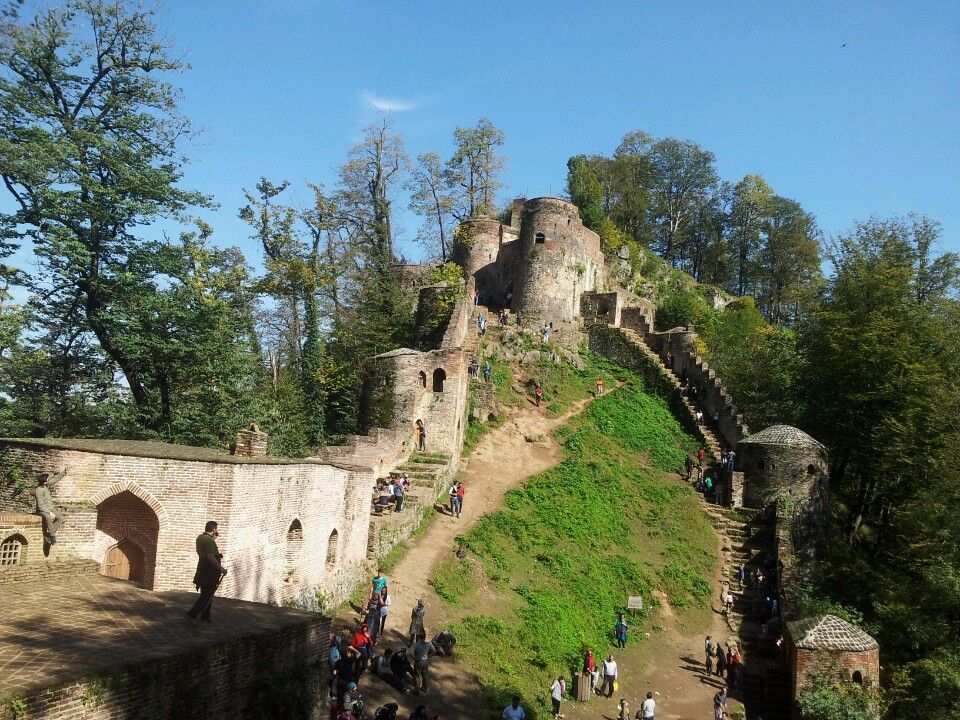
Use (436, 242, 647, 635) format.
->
(187, 520, 227, 622)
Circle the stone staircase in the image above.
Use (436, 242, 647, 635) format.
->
(702, 502, 791, 720)
(617, 326, 725, 460)
(366, 451, 454, 559)
(608, 321, 790, 718)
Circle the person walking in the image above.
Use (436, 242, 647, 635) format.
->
(409, 599, 426, 643)
(187, 520, 227, 622)
(541, 324, 550, 344)
(483, 362, 492, 382)
(697, 447, 706, 467)
(371, 570, 388, 599)
(684, 454, 694, 480)
(534, 384, 543, 407)
(601, 655, 618, 698)
(639, 691, 656, 720)
(716, 643, 727, 678)
(410, 633, 436, 693)
(456, 482, 465, 516)
(704, 636, 715, 675)
(415, 419, 427, 451)
(448, 483, 458, 516)
(549, 676, 565, 719)
(614, 613, 629, 648)
(595, 377, 604, 396)
(516, 310, 523, 327)
(618, 698, 629, 720)
(378, 587, 391, 633)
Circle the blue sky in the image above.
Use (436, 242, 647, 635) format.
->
(13, 1, 960, 266)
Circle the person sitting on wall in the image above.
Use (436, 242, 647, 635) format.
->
(186, 520, 227, 623)
(393, 479, 405, 512)
(33, 469, 67, 544)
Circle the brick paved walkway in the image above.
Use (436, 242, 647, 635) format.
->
(0, 574, 319, 696)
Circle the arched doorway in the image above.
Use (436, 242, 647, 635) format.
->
(102, 539, 145, 584)
(96, 490, 160, 589)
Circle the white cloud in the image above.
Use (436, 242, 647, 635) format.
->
(360, 91, 423, 113)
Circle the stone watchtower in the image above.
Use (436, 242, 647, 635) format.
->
(787, 614, 880, 695)
(513, 197, 604, 324)
(737, 424, 828, 509)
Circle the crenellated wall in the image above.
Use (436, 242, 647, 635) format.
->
(644, 327, 750, 450)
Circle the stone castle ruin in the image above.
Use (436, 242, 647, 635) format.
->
(0, 196, 877, 718)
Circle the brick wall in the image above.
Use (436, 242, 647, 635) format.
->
(792, 646, 880, 695)
(0, 443, 374, 608)
(5, 613, 329, 720)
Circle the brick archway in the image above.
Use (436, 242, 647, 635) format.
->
(95, 488, 161, 589)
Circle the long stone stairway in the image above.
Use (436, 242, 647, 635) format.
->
(617, 326, 725, 460)
(612, 321, 791, 719)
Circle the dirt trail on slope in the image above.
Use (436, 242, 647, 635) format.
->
(335, 386, 733, 720)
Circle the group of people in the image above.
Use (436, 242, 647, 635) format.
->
(329, 574, 460, 720)
(446, 481, 465, 518)
(468, 358, 492, 382)
(373, 474, 410, 514)
(704, 635, 743, 690)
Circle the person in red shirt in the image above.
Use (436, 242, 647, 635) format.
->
(697, 447, 706, 467)
(456, 482, 465, 516)
(348, 623, 373, 675)
(535, 384, 543, 407)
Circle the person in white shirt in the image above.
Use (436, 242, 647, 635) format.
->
(601, 655, 618, 697)
(639, 691, 655, 720)
(502, 696, 526, 720)
(550, 676, 565, 718)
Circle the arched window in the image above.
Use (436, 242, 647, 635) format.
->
(852, 670, 863, 685)
(0, 534, 25, 566)
(534, 232, 546, 244)
(418, 371, 427, 388)
(757, 459, 765, 471)
(287, 519, 303, 542)
(286, 520, 303, 565)
(326, 529, 339, 568)
(807, 464, 817, 475)
(432, 368, 446, 392)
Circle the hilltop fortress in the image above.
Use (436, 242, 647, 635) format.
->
(0, 197, 877, 719)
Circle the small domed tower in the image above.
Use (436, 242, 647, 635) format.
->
(514, 197, 604, 324)
(787, 614, 879, 697)
(737, 425, 827, 508)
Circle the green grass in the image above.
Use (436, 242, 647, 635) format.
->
(434, 374, 713, 719)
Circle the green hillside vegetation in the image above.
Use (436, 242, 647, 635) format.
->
(433, 374, 712, 719)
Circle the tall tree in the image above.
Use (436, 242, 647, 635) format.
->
(728, 174, 774, 297)
(0, 0, 210, 431)
(646, 139, 718, 265)
(756, 195, 820, 324)
(445, 117, 505, 220)
(407, 152, 454, 260)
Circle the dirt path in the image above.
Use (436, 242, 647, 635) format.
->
(334, 387, 733, 720)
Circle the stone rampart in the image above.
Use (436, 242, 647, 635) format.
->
(587, 325, 718, 457)
(645, 327, 749, 450)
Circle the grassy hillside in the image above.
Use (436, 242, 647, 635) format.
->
(432, 371, 714, 718)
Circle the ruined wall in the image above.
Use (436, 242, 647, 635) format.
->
(514, 197, 605, 324)
(8, 608, 328, 720)
(368, 346, 468, 459)
(0, 441, 372, 607)
(452, 219, 520, 306)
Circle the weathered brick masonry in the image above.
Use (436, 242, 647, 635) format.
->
(0, 439, 374, 607)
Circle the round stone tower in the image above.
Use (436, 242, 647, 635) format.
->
(514, 197, 603, 324)
(737, 425, 828, 508)
(451, 218, 501, 280)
